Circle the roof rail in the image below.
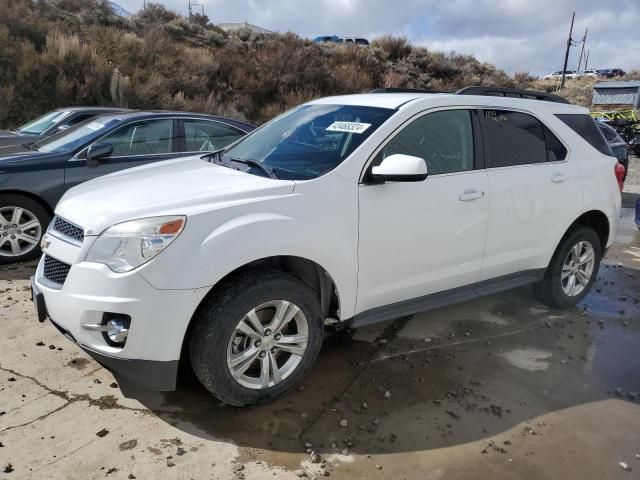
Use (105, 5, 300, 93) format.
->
(456, 86, 571, 104)
(368, 88, 449, 94)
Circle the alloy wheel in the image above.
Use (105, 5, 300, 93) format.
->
(0, 206, 42, 257)
(561, 240, 595, 297)
(227, 300, 309, 389)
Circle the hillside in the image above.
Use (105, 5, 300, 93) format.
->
(0, 0, 632, 129)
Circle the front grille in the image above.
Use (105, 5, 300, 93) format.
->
(51, 216, 84, 243)
(43, 255, 71, 285)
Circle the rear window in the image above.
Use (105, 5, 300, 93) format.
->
(556, 114, 614, 156)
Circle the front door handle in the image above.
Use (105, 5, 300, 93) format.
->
(459, 188, 485, 202)
(551, 173, 568, 183)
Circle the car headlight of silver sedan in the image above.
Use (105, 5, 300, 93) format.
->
(85, 216, 186, 273)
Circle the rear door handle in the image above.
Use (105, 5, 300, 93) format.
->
(459, 188, 485, 202)
(551, 173, 568, 183)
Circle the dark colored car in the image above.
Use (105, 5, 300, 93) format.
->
(597, 68, 626, 78)
(0, 111, 254, 264)
(597, 122, 629, 179)
(0, 107, 128, 148)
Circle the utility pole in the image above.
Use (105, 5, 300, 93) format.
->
(188, 0, 204, 19)
(584, 49, 590, 70)
(576, 28, 588, 71)
(560, 11, 575, 91)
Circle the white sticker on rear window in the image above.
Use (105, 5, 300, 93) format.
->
(85, 122, 104, 131)
(326, 121, 371, 134)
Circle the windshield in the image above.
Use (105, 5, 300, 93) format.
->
(17, 111, 71, 135)
(222, 104, 395, 180)
(35, 118, 122, 153)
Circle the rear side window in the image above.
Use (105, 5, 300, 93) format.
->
(480, 110, 568, 166)
(481, 110, 548, 167)
(543, 126, 568, 161)
(183, 120, 244, 152)
(556, 114, 614, 156)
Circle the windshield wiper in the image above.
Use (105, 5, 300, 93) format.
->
(227, 157, 278, 179)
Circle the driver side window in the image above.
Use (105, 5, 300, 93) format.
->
(183, 120, 244, 152)
(378, 109, 474, 175)
(100, 119, 174, 157)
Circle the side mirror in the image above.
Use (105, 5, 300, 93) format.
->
(86, 143, 113, 168)
(56, 125, 70, 132)
(368, 154, 428, 183)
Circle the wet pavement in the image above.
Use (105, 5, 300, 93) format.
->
(0, 209, 639, 479)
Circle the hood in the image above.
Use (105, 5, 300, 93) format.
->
(0, 150, 69, 173)
(0, 132, 39, 148)
(56, 156, 296, 235)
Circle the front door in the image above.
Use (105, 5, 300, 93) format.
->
(65, 118, 179, 189)
(357, 108, 490, 314)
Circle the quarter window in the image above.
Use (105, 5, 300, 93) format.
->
(378, 109, 474, 175)
(183, 120, 244, 152)
(100, 119, 174, 156)
(556, 114, 612, 156)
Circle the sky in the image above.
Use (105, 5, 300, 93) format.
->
(115, 0, 640, 76)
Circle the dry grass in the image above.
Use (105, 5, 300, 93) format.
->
(0, 0, 637, 128)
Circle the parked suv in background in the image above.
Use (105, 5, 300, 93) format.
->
(0, 107, 126, 148)
(32, 88, 621, 406)
(0, 111, 253, 263)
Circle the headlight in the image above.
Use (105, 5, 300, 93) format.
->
(85, 216, 186, 273)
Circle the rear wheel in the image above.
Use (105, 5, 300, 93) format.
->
(0, 194, 50, 264)
(533, 226, 602, 308)
(189, 270, 324, 406)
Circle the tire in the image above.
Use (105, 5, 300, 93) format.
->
(189, 270, 324, 406)
(533, 226, 602, 308)
(0, 194, 50, 265)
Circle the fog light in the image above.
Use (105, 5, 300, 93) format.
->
(81, 313, 131, 347)
(105, 319, 129, 344)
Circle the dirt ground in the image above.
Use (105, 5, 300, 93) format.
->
(1, 211, 639, 480)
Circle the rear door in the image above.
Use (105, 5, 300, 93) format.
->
(65, 118, 179, 189)
(179, 119, 247, 155)
(478, 108, 582, 282)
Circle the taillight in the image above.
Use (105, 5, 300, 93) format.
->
(614, 162, 625, 191)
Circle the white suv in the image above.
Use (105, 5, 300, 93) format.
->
(32, 88, 621, 406)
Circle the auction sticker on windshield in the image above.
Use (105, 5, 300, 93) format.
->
(326, 121, 371, 134)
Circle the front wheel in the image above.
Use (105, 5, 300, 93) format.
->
(533, 226, 602, 308)
(189, 270, 324, 406)
(0, 194, 50, 264)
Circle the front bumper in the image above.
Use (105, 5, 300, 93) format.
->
(33, 257, 208, 392)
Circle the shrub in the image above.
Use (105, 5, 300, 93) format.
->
(0, 0, 527, 129)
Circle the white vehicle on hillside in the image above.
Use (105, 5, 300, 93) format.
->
(33, 87, 621, 406)
(543, 70, 582, 80)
